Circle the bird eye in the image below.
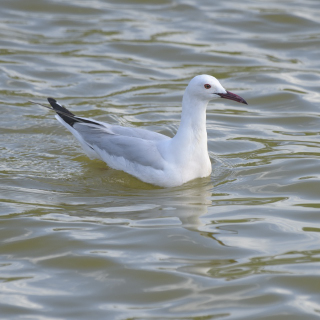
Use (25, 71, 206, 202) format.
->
(204, 84, 211, 89)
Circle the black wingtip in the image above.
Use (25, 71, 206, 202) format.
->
(47, 97, 57, 104)
(47, 97, 103, 128)
(47, 97, 75, 116)
(47, 97, 76, 126)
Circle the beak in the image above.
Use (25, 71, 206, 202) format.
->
(217, 91, 248, 105)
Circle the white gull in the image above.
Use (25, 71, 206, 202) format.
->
(31, 75, 247, 187)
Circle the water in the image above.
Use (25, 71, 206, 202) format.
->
(1, 0, 320, 319)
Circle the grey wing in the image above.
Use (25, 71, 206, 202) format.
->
(73, 123, 166, 170)
(79, 118, 169, 142)
(111, 125, 169, 142)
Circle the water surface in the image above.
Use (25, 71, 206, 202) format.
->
(1, 0, 320, 319)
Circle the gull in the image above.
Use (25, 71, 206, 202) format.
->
(30, 75, 247, 187)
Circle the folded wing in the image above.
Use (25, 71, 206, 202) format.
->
(47, 97, 169, 171)
(73, 123, 166, 170)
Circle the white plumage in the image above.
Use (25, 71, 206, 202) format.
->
(33, 75, 247, 187)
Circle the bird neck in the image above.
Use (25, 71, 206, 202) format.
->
(161, 91, 212, 180)
(174, 92, 209, 144)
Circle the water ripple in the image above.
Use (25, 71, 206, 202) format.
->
(1, 0, 320, 319)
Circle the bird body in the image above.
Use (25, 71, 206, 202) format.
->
(33, 75, 247, 187)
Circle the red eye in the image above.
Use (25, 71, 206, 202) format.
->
(204, 84, 211, 89)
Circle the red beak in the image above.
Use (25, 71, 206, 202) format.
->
(217, 91, 248, 105)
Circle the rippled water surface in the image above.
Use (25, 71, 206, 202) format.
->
(1, 0, 320, 319)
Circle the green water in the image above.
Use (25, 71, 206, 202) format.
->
(1, 0, 320, 319)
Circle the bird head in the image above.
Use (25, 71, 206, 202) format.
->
(186, 74, 248, 105)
